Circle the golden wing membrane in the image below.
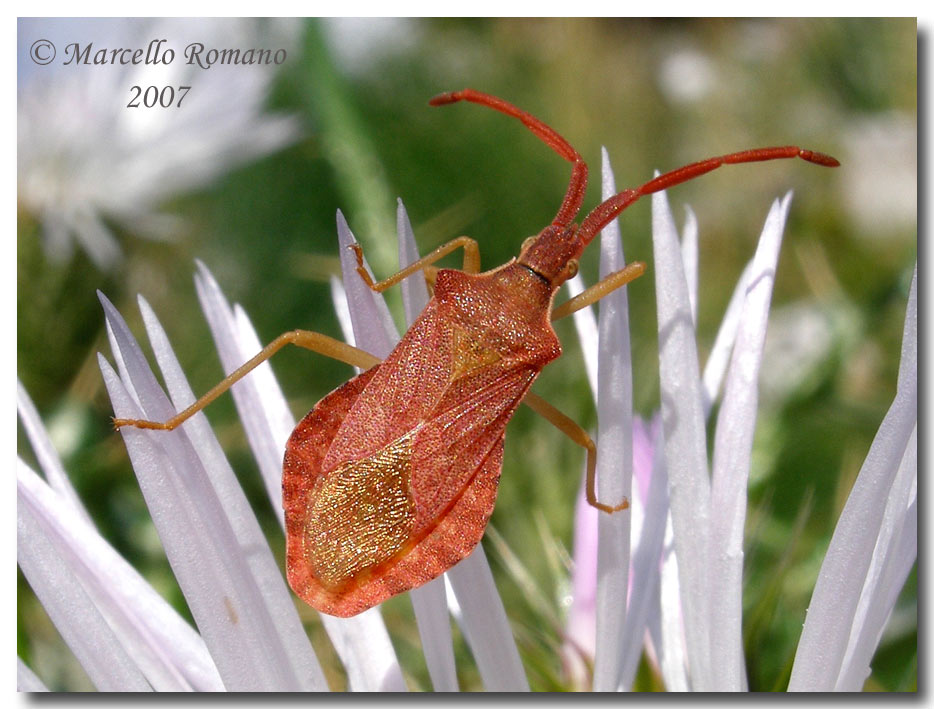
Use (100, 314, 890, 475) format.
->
(283, 330, 539, 616)
(302, 431, 416, 588)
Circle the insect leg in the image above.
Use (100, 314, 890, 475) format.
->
(113, 330, 380, 431)
(351, 235, 481, 293)
(523, 392, 629, 514)
(551, 261, 647, 322)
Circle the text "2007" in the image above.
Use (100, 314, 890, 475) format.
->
(127, 85, 191, 108)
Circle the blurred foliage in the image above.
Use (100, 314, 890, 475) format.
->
(17, 18, 916, 691)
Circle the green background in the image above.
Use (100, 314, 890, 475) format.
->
(18, 18, 917, 691)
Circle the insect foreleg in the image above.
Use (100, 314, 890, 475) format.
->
(351, 235, 481, 293)
(523, 392, 629, 514)
(113, 330, 380, 431)
(551, 261, 647, 322)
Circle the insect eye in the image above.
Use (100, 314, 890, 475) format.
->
(564, 259, 579, 279)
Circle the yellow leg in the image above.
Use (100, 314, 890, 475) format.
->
(523, 392, 629, 514)
(351, 235, 481, 293)
(551, 261, 646, 322)
(113, 330, 380, 431)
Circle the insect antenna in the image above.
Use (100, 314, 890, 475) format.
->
(430, 89, 588, 228)
(576, 146, 840, 246)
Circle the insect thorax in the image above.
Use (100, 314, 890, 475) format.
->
(434, 264, 561, 369)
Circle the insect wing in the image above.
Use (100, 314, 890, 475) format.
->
(282, 327, 539, 616)
(320, 299, 452, 472)
(283, 367, 379, 599)
(406, 362, 537, 528)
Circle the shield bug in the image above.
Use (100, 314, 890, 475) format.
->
(114, 89, 838, 617)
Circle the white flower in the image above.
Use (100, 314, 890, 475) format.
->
(788, 264, 917, 691)
(562, 152, 916, 691)
(18, 152, 915, 691)
(18, 200, 527, 691)
(17, 18, 299, 269)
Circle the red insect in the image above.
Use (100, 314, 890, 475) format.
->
(114, 89, 838, 617)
